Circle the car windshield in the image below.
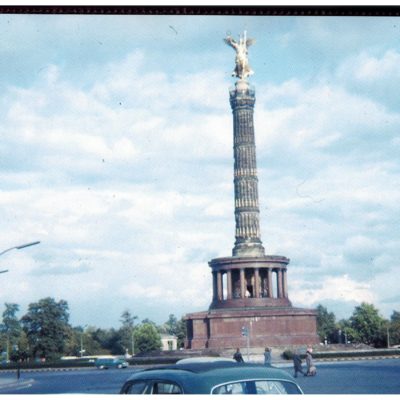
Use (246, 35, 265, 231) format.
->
(212, 379, 301, 394)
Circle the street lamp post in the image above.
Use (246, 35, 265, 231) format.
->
(1, 241, 40, 362)
(80, 325, 88, 357)
(6, 334, 10, 364)
(0, 241, 40, 274)
(80, 332, 84, 357)
(0, 241, 41, 257)
(387, 325, 391, 349)
(131, 330, 135, 356)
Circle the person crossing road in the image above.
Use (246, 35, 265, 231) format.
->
(293, 349, 307, 378)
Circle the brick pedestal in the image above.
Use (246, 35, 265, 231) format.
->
(185, 307, 319, 350)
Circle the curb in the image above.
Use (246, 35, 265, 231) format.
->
(316, 355, 400, 362)
(0, 378, 34, 391)
(0, 366, 95, 373)
(0, 365, 139, 373)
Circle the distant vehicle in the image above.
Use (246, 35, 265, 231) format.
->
(95, 357, 128, 370)
(120, 361, 303, 394)
(176, 356, 236, 364)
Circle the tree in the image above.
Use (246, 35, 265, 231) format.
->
(119, 310, 138, 355)
(120, 310, 138, 329)
(337, 319, 358, 345)
(175, 317, 187, 349)
(161, 314, 186, 349)
(91, 327, 113, 351)
(104, 328, 125, 355)
(10, 331, 30, 362)
(64, 326, 81, 357)
(0, 303, 23, 362)
(164, 314, 178, 336)
(134, 323, 162, 354)
(389, 310, 400, 346)
(141, 318, 158, 327)
(85, 326, 111, 355)
(316, 304, 337, 343)
(1, 303, 22, 339)
(349, 302, 386, 347)
(391, 311, 400, 323)
(21, 297, 71, 360)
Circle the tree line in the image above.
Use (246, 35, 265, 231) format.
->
(1, 297, 398, 363)
(0, 297, 186, 362)
(316, 302, 400, 348)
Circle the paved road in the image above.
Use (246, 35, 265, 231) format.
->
(0, 367, 135, 394)
(1, 359, 399, 394)
(281, 358, 400, 394)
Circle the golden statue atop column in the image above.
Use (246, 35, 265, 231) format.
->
(224, 31, 256, 80)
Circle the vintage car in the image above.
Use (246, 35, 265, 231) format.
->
(120, 361, 303, 394)
(95, 357, 128, 369)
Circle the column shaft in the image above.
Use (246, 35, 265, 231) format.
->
(230, 84, 265, 257)
(277, 269, 283, 298)
(212, 272, 218, 301)
(217, 271, 223, 301)
(227, 270, 232, 300)
(283, 269, 288, 298)
(267, 268, 273, 298)
(240, 268, 246, 299)
(254, 268, 260, 298)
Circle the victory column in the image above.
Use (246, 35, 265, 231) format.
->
(185, 32, 319, 350)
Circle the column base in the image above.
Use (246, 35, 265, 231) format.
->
(232, 239, 265, 257)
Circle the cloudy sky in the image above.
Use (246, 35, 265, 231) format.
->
(0, 13, 399, 328)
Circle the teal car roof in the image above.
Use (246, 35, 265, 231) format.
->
(125, 362, 299, 394)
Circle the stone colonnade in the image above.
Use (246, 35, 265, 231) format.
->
(212, 265, 288, 301)
(209, 256, 291, 309)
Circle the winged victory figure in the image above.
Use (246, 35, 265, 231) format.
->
(224, 31, 256, 80)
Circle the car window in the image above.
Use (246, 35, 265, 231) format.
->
(212, 382, 247, 394)
(255, 380, 287, 394)
(152, 381, 183, 394)
(212, 380, 301, 395)
(124, 381, 148, 394)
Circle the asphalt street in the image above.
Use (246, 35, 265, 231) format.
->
(283, 358, 400, 394)
(0, 358, 399, 394)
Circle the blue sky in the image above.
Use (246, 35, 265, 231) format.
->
(0, 13, 399, 328)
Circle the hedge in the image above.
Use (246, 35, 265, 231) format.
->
(0, 358, 95, 370)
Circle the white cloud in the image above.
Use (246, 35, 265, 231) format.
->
(343, 235, 380, 263)
(342, 50, 400, 83)
(291, 274, 375, 307)
(336, 49, 400, 110)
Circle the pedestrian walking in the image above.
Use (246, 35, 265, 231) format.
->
(233, 347, 244, 363)
(293, 350, 306, 378)
(264, 347, 272, 367)
(306, 349, 316, 376)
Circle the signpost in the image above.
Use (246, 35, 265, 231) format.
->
(241, 326, 250, 361)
